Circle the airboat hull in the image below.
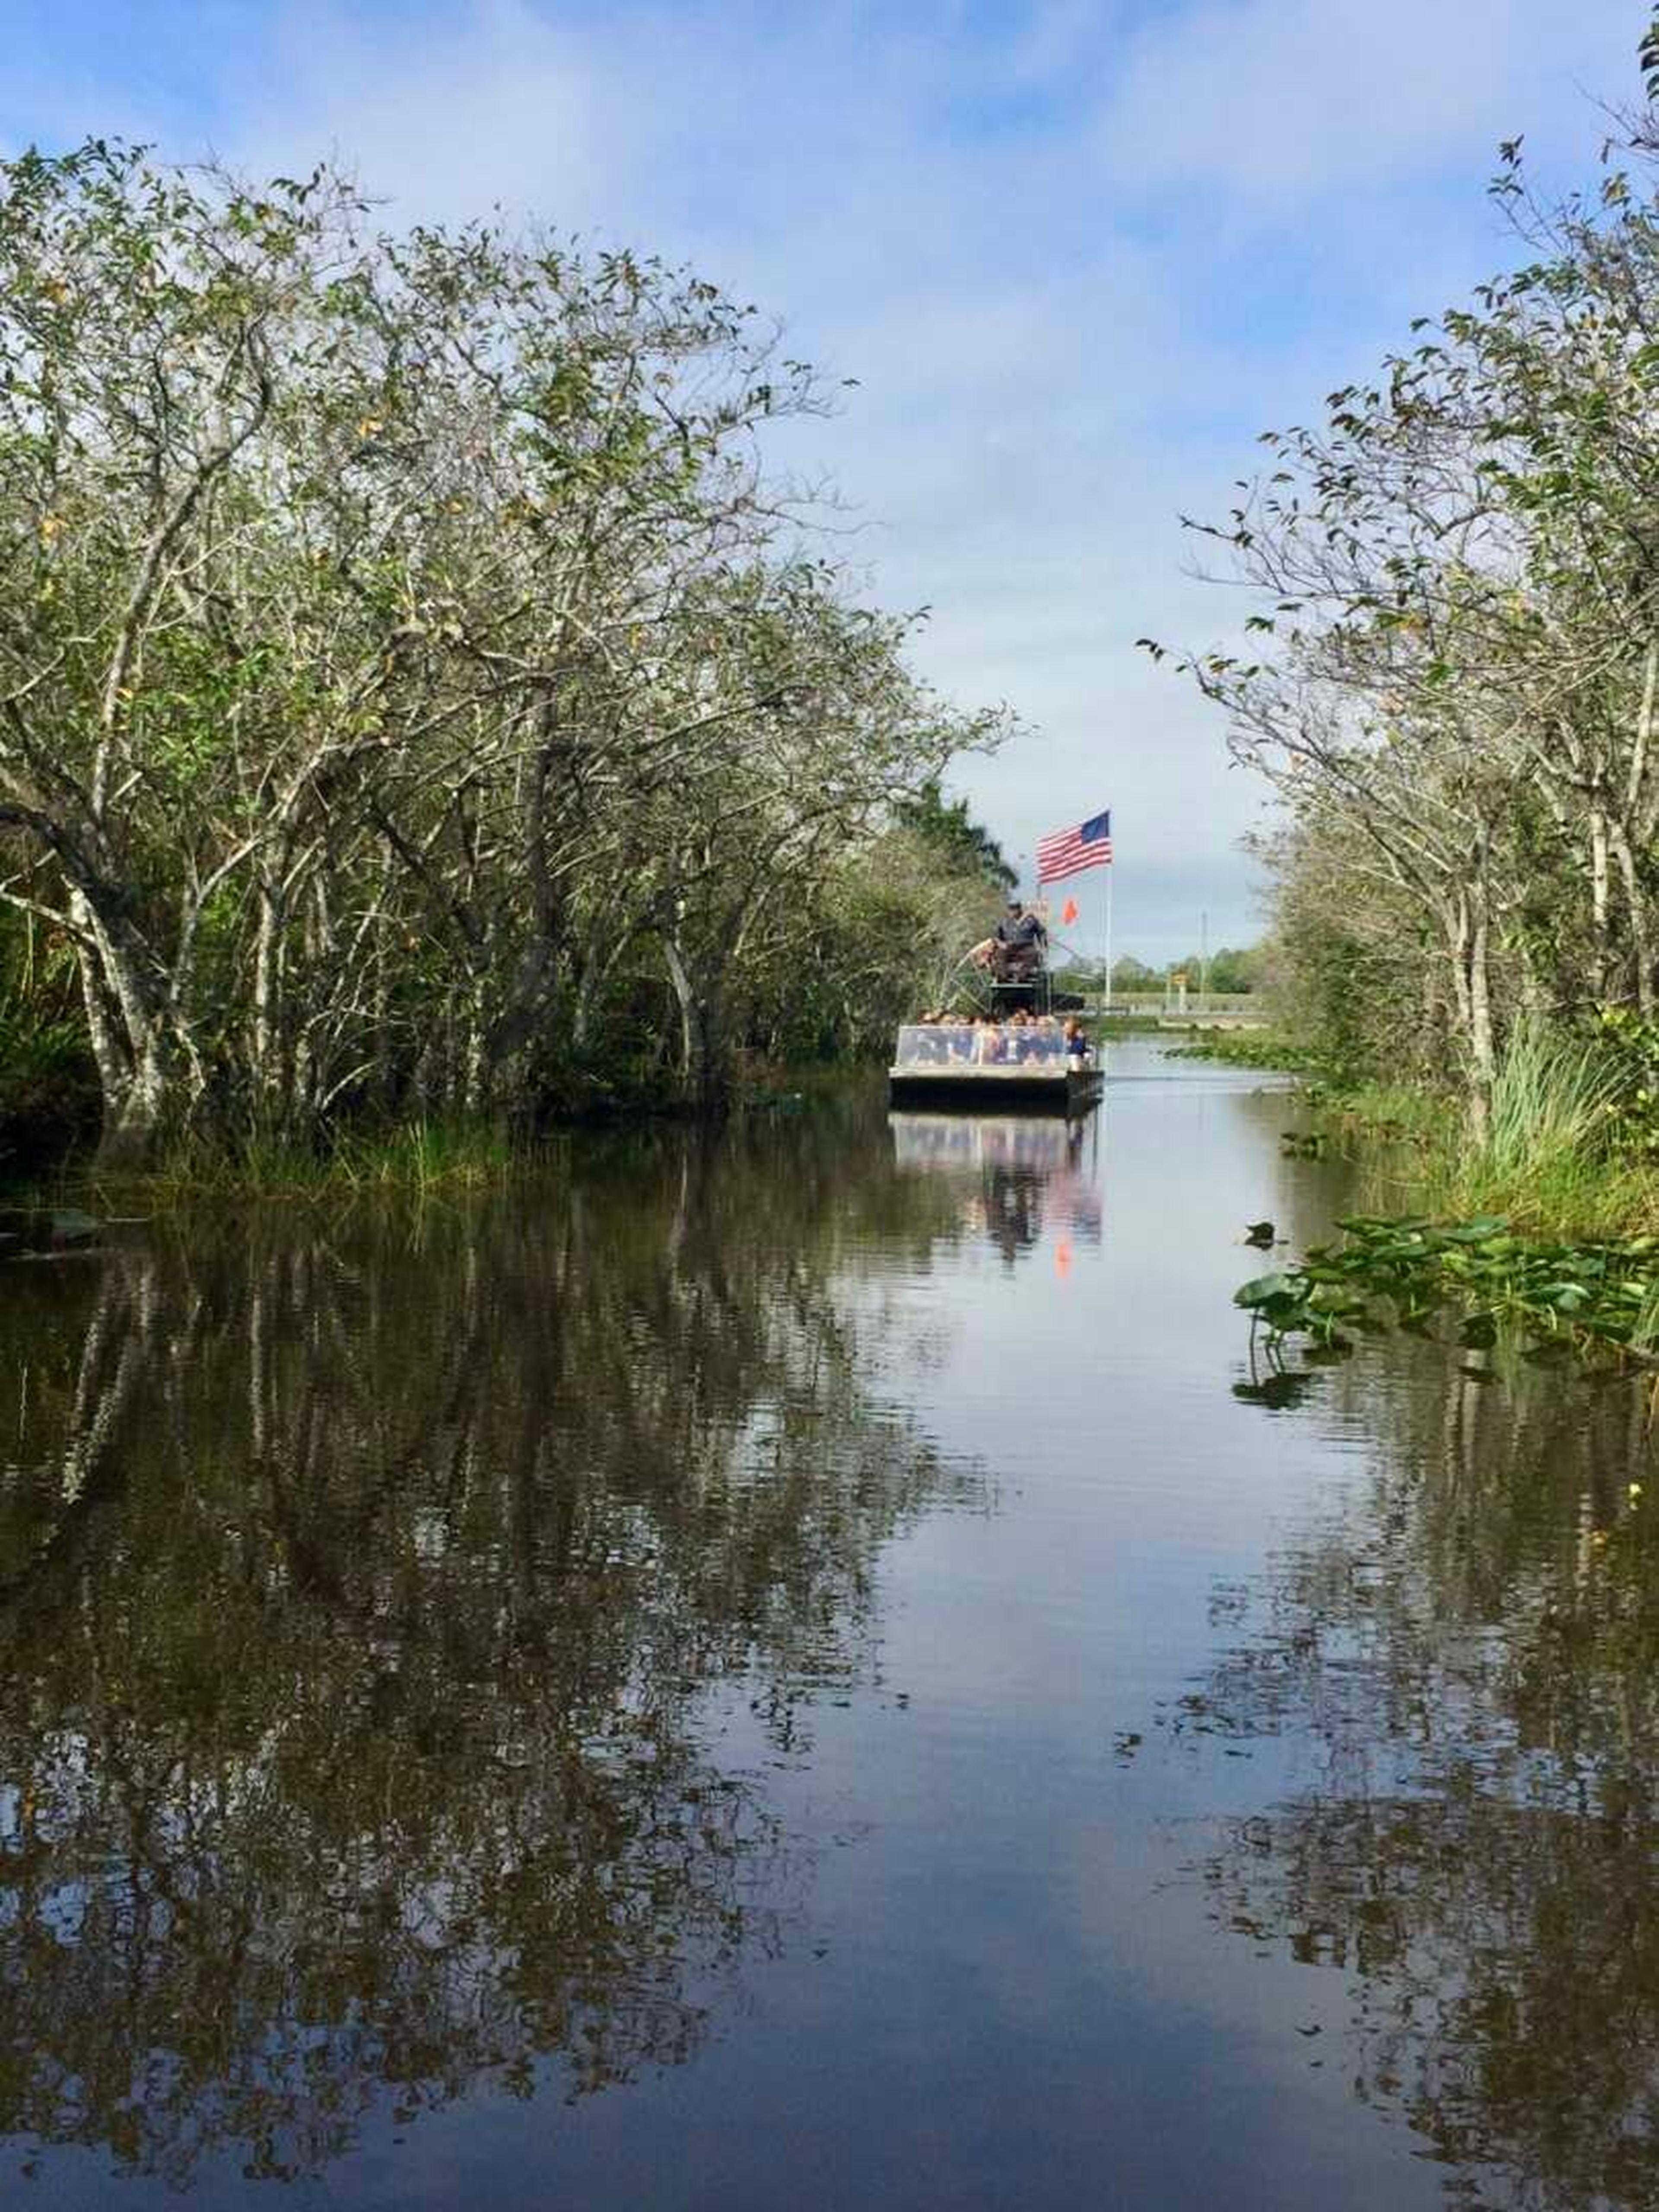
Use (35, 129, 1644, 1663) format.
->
(886, 1065, 1103, 1112)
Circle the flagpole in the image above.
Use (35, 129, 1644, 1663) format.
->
(1103, 865, 1114, 1019)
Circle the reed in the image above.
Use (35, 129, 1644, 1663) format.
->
(82, 1120, 521, 1204)
(1268, 1020, 1659, 1242)
(1431, 1021, 1624, 1235)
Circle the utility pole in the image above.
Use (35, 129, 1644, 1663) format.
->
(1200, 910, 1209, 1014)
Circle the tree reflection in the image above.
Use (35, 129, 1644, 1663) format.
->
(0, 1112, 980, 2185)
(1185, 1347, 1659, 2209)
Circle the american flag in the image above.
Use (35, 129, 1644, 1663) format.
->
(1036, 809, 1112, 885)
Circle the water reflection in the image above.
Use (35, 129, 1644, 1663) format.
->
(0, 1117, 982, 2187)
(888, 1112, 1103, 1267)
(1183, 1346, 1659, 2209)
(17, 1055, 1659, 2210)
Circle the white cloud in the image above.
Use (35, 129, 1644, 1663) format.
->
(1096, 0, 1631, 200)
(238, 0, 604, 221)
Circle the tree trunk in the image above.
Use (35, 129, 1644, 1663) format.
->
(1468, 900, 1496, 1093)
(73, 933, 124, 1110)
(250, 875, 289, 1130)
(94, 1034, 175, 1171)
(462, 976, 490, 1119)
(70, 890, 184, 1170)
(1446, 883, 1494, 1135)
(662, 933, 727, 1112)
(1610, 819, 1655, 1017)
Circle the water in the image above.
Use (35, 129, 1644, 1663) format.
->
(2, 1039, 1656, 2210)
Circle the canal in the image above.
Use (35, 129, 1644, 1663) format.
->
(1, 1039, 1654, 2209)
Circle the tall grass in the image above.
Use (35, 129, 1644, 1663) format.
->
(1429, 1020, 1631, 1235)
(82, 1119, 520, 1204)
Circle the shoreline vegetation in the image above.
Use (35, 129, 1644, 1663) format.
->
(0, 1057, 848, 1201)
(1154, 20, 1659, 1382)
(1177, 1026, 1659, 1373)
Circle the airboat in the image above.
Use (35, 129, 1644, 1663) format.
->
(886, 945, 1103, 1112)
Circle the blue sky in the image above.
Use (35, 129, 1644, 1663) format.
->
(1, 0, 1642, 955)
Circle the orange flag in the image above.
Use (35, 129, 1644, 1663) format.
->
(1061, 896, 1079, 925)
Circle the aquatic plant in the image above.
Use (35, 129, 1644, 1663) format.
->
(1164, 1032, 1325, 1073)
(1236, 1214, 1659, 1367)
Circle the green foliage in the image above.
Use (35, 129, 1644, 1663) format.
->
(1595, 1008, 1659, 1160)
(1201, 946, 1260, 993)
(892, 782, 1016, 890)
(1300, 1077, 1452, 1144)
(1165, 1031, 1327, 1073)
(1238, 1211, 1659, 1367)
(1255, 853, 1409, 1086)
(0, 144, 1010, 1160)
(1107, 948, 1264, 996)
(0, 909, 95, 1172)
(1470, 1019, 1616, 1185)
(1153, 945, 1261, 993)
(1235, 1014, 1659, 1382)
(1381, 1019, 1659, 1239)
(0, 991, 86, 1087)
(1171, 24, 1659, 1101)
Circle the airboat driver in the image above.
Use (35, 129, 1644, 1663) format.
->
(972, 898, 1048, 984)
